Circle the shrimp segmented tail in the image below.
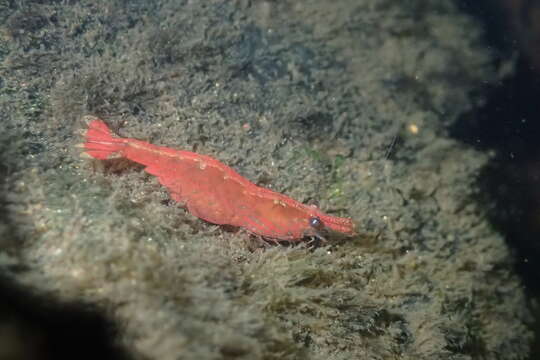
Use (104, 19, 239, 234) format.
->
(82, 116, 126, 160)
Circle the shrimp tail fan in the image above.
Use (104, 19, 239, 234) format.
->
(81, 116, 126, 160)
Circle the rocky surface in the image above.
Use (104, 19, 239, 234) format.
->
(0, 1, 532, 359)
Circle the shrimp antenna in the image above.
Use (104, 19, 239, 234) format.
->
(384, 133, 399, 160)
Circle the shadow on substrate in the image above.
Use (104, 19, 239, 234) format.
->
(0, 273, 132, 360)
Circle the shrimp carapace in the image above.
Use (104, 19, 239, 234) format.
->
(80, 116, 356, 241)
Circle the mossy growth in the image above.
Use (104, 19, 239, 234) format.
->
(0, 0, 533, 359)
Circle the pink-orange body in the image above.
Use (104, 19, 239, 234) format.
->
(81, 116, 356, 241)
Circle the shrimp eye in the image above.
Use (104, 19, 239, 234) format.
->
(309, 216, 323, 229)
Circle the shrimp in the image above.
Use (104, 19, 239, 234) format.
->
(79, 116, 356, 241)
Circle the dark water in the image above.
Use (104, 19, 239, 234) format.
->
(456, 0, 540, 356)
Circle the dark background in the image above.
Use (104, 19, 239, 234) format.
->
(456, 0, 540, 356)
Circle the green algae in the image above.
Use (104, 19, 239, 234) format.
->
(0, 0, 533, 359)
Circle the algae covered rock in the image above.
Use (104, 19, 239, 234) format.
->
(0, 0, 532, 359)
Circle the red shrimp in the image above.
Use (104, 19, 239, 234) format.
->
(79, 116, 356, 241)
